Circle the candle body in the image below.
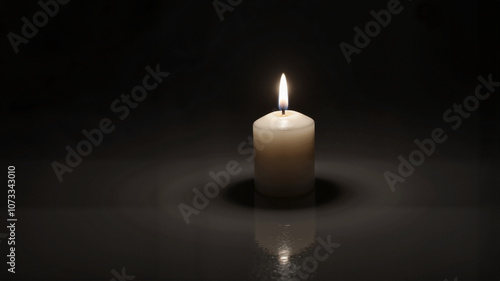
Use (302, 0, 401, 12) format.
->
(253, 110, 315, 197)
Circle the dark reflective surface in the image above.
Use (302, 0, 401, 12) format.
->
(222, 178, 351, 209)
(252, 191, 317, 281)
(8, 153, 497, 280)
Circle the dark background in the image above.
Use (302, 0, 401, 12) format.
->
(1, 0, 499, 280)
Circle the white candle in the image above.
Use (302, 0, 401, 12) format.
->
(253, 74, 315, 197)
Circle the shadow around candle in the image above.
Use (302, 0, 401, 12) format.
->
(221, 178, 355, 210)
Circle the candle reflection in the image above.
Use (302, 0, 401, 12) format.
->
(252, 191, 316, 280)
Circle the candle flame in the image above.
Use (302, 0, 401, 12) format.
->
(279, 73, 288, 110)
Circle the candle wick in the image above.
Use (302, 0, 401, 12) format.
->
(282, 109, 285, 115)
